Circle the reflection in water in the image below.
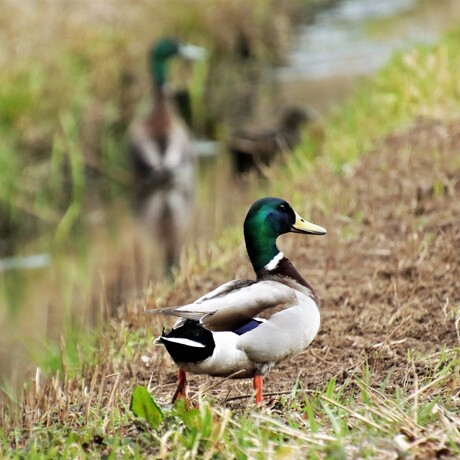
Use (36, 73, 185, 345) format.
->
(0, 254, 50, 272)
(134, 170, 195, 276)
(129, 38, 204, 275)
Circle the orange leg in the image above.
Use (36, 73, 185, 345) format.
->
(172, 368, 188, 403)
(253, 375, 263, 405)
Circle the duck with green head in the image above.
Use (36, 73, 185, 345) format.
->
(129, 38, 205, 274)
(149, 197, 326, 404)
(130, 38, 205, 180)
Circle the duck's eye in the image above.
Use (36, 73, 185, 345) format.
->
(279, 204, 286, 211)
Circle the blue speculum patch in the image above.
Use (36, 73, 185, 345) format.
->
(233, 319, 262, 335)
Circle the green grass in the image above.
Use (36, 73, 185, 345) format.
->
(1, 350, 458, 458)
(295, 29, 460, 174)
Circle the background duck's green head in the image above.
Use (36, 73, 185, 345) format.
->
(149, 38, 206, 88)
(244, 197, 326, 272)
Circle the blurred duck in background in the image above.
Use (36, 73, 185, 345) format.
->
(129, 38, 205, 276)
(229, 106, 319, 177)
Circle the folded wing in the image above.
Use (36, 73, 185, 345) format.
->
(147, 280, 296, 332)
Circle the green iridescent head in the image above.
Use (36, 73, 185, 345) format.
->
(243, 197, 326, 272)
(149, 38, 206, 88)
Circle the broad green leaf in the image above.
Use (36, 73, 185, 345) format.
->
(130, 385, 163, 429)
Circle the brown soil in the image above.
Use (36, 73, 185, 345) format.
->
(133, 117, 460, 406)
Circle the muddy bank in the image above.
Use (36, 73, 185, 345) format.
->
(134, 116, 460, 405)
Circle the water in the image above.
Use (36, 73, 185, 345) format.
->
(281, 0, 416, 79)
(1, 0, 460, 382)
(273, 0, 460, 113)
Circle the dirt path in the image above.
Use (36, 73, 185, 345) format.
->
(136, 117, 460, 406)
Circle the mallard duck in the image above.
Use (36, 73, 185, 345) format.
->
(148, 197, 326, 404)
(129, 38, 205, 275)
(129, 37, 205, 184)
(229, 106, 313, 176)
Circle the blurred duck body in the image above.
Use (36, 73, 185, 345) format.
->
(229, 106, 313, 176)
(129, 38, 205, 274)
